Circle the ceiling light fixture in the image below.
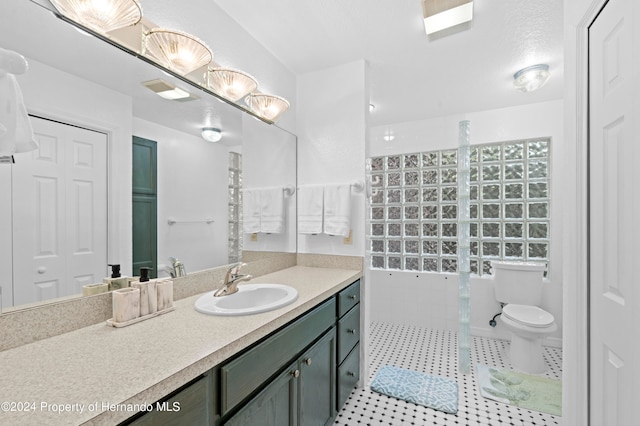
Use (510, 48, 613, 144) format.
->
(513, 64, 550, 92)
(244, 93, 290, 123)
(50, 0, 142, 34)
(369, 104, 376, 112)
(201, 127, 222, 143)
(144, 28, 213, 76)
(422, 0, 473, 35)
(207, 68, 258, 102)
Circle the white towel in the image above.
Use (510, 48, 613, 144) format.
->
(260, 188, 284, 233)
(0, 73, 37, 155)
(242, 189, 261, 234)
(298, 186, 324, 234)
(323, 184, 351, 237)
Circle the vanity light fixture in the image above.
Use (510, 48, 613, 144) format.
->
(207, 68, 258, 102)
(50, 0, 142, 35)
(513, 64, 551, 92)
(422, 0, 473, 35)
(244, 93, 290, 123)
(144, 28, 213, 76)
(201, 127, 222, 143)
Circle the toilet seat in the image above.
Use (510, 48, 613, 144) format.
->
(502, 304, 554, 328)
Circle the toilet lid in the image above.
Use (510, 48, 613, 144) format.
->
(503, 304, 554, 327)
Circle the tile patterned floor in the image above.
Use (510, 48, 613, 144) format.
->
(333, 322, 562, 426)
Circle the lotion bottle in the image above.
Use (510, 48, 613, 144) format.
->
(103, 264, 129, 291)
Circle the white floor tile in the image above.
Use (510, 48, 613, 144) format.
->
(333, 322, 563, 426)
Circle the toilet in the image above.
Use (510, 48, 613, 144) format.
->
(491, 260, 557, 374)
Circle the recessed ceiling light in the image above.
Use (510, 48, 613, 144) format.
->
(513, 64, 550, 92)
(201, 127, 222, 143)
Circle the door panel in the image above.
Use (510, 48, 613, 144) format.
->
(132, 136, 157, 278)
(588, 0, 639, 423)
(12, 117, 107, 305)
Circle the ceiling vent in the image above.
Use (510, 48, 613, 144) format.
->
(142, 79, 199, 102)
(422, 0, 474, 35)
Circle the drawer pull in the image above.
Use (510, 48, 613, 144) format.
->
(291, 369, 300, 378)
(346, 371, 355, 377)
(348, 294, 357, 300)
(304, 358, 312, 366)
(347, 329, 357, 334)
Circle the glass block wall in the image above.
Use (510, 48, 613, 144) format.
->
(368, 138, 551, 276)
(228, 152, 243, 264)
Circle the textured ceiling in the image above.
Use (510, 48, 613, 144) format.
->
(213, 0, 564, 126)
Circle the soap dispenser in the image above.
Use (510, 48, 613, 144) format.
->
(104, 264, 130, 291)
(131, 267, 157, 316)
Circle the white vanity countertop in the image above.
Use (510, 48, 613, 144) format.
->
(0, 266, 362, 426)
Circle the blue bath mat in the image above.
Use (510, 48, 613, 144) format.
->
(370, 365, 458, 414)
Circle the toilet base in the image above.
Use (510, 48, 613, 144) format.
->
(508, 333, 548, 374)
(500, 314, 557, 374)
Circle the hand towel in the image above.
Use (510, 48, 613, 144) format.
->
(323, 184, 351, 237)
(242, 189, 261, 234)
(260, 187, 284, 233)
(0, 73, 37, 155)
(298, 185, 324, 234)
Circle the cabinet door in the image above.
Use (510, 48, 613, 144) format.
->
(299, 328, 336, 426)
(223, 361, 298, 426)
(125, 373, 214, 426)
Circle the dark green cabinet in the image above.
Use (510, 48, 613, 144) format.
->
(224, 328, 336, 426)
(124, 371, 217, 426)
(336, 281, 361, 411)
(298, 328, 336, 426)
(122, 279, 361, 426)
(223, 361, 298, 426)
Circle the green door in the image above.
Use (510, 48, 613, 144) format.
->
(132, 136, 157, 279)
(299, 328, 336, 426)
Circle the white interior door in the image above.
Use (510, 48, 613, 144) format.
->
(12, 117, 108, 306)
(589, 0, 640, 423)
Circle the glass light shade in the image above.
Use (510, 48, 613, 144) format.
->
(144, 28, 212, 76)
(244, 93, 290, 122)
(201, 127, 222, 143)
(513, 64, 550, 92)
(50, 0, 142, 34)
(207, 68, 258, 102)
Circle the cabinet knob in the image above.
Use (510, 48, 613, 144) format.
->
(37, 266, 46, 274)
(304, 358, 312, 366)
(347, 329, 356, 334)
(291, 369, 300, 378)
(346, 371, 355, 377)
(349, 294, 357, 300)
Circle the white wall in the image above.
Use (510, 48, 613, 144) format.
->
(132, 118, 229, 275)
(368, 100, 564, 346)
(296, 60, 368, 256)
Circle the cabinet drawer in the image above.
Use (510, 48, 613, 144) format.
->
(337, 304, 360, 364)
(221, 297, 336, 415)
(338, 280, 360, 317)
(337, 343, 360, 411)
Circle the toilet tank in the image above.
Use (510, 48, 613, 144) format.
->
(491, 261, 546, 305)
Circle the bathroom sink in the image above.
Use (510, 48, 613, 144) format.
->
(194, 284, 298, 316)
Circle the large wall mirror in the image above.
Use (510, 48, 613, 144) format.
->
(0, 0, 297, 311)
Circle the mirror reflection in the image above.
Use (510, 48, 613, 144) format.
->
(0, 0, 296, 311)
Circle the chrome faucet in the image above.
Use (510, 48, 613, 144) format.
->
(214, 262, 252, 297)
